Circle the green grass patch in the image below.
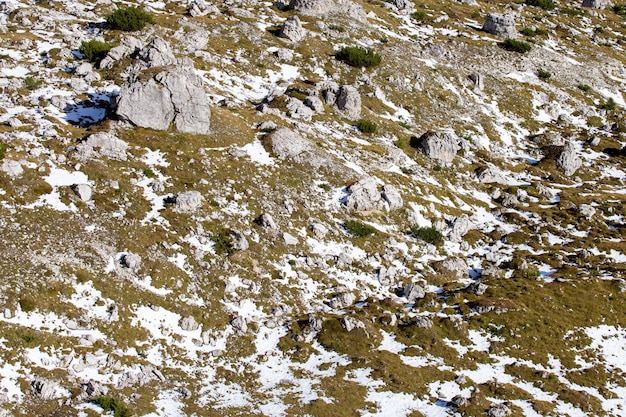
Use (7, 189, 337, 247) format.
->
(537, 69, 551, 81)
(500, 38, 532, 53)
(599, 98, 617, 111)
(355, 119, 377, 133)
(23, 76, 43, 91)
(328, 24, 346, 32)
(614, 4, 626, 17)
(578, 84, 591, 92)
(344, 220, 375, 237)
(0, 143, 7, 160)
(526, 0, 555, 10)
(410, 226, 444, 245)
(210, 231, 234, 256)
(95, 396, 131, 417)
(107, 7, 154, 31)
(336, 46, 382, 68)
(412, 11, 428, 21)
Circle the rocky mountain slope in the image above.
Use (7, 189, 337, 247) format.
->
(0, 0, 625, 415)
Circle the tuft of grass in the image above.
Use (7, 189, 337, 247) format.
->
(355, 119, 377, 133)
(23, 76, 43, 91)
(521, 27, 548, 37)
(410, 226, 444, 246)
(412, 11, 428, 21)
(95, 396, 131, 417)
(142, 168, 155, 178)
(599, 98, 617, 111)
(500, 38, 532, 53)
(578, 84, 591, 92)
(614, 4, 626, 17)
(80, 40, 112, 63)
(336, 46, 382, 68)
(537, 69, 551, 81)
(0, 143, 7, 160)
(106, 7, 154, 31)
(19, 297, 37, 313)
(344, 220, 375, 237)
(328, 24, 346, 32)
(526, 0, 555, 10)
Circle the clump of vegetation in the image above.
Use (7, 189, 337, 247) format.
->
(0, 143, 7, 160)
(355, 119, 377, 133)
(336, 46, 382, 68)
(344, 220, 375, 237)
(599, 97, 617, 111)
(412, 11, 427, 21)
(329, 24, 346, 32)
(23, 76, 42, 90)
(142, 168, 155, 178)
(614, 4, 626, 17)
(410, 226, 444, 246)
(19, 297, 36, 313)
(210, 231, 234, 256)
(526, 0, 555, 10)
(106, 7, 154, 31)
(80, 40, 112, 63)
(95, 396, 131, 417)
(500, 38, 532, 53)
(537, 69, 551, 80)
(521, 27, 548, 37)
(578, 84, 591, 92)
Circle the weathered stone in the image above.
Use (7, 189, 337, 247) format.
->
(263, 127, 311, 160)
(403, 282, 426, 302)
(335, 85, 361, 119)
(121, 252, 141, 271)
(279, 15, 306, 42)
(31, 379, 59, 400)
(345, 177, 382, 211)
(71, 184, 92, 202)
(309, 223, 328, 239)
(329, 292, 356, 309)
(173, 191, 203, 213)
(557, 142, 582, 176)
(288, 0, 334, 16)
(483, 13, 516, 38)
(231, 316, 248, 334)
(582, 0, 610, 9)
(257, 213, 278, 230)
(341, 316, 365, 332)
(412, 131, 460, 164)
(75, 132, 129, 161)
(382, 184, 403, 210)
(475, 164, 507, 184)
(286, 97, 314, 120)
(230, 230, 249, 251)
(304, 95, 324, 113)
(434, 257, 467, 279)
(0, 159, 24, 178)
(180, 316, 200, 331)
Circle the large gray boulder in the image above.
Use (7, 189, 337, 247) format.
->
(99, 36, 142, 69)
(382, 184, 403, 210)
(483, 13, 517, 38)
(582, 0, 610, 8)
(413, 131, 460, 164)
(288, 0, 334, 16)
(117, 67, 211, 135)
(345, 177, 382, 211)
(335, 85, 361, 119)
(557, 142, 582, 176)
(75, 132, 129, 161)
(136, 37, 176, 68)
(173, 191, 204, 213)
(263, 127, 311, 161)
(0, 160, 24, 178)
(279, 16, 306, 42)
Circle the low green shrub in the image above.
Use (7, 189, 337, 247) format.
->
(355, 119, 377, 133)
(599, 97, 617, 111)
(23, 76, 42, 90)
(0, 143, 7, 160)
(500, 38, 532, 53)
(410, 226, 444, 246)
(329, 24, 346, 32)
(336, 46, 382, 68)
(80, 40, 112, 62)
(412, 11, 427, 21)
(210, 231, 234, 255)
(344, 220, 375, 237)
(95, 396, 131, 417)
(19, 297, 36, 312)
(578, 84, 591, 92)
(537, 69, 551, 80)
(526, 0, 555, 10)
(521, 27, 548, 37)
(106, 7, 154, 31)
(614, 4, 626, 17)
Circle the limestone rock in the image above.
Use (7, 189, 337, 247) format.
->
(329, 292, 356, 309)
(75, 132, 128, 161)
(279, 16, 305, 42)
(483, 13, 517, 38)
(412, 131, 460, 164)
(180, 316, 200, 331)
(231, 316, 248, 334)
(31, 379, 60, 400)
(0, 160, 24, 178)
(382, 184, 403, 210)
(71, 184, 92, 202)
(257, 213, 278, 230)
(309, 223, 328, 239)
(288, 0, 334, 16)
(304, 95, 324, 113)
(99, 36, 142, 69)
(286, 97, 314, 120)
(476, 164, 507, 184)
(121, 252, 141, 272)
(403, 282, 426, 302)
(557, 142, 582, 176)
(434, 257, 467, 279)
(173, 191, 203, 213)
(230, 230, 249, 251)
(263, 127, 311, 161)
(335, 85, 361, 119)
(345, 177, 382, 211)
(582, 0, 610, 9)
(188, 0, 220, 16)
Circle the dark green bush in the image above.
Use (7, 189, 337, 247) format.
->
(106, 7, 154, 31)
(614, 5, 626, 17)
(344, 220, 375, 237)
(23, 76, 42, 90)
(210, 231, 234, 256)
(537, 69, 551, 80)
(329, 24, 346, 32)
(336, 46, 382, 68)
(355, 119, 377, 133)
(412, 11, 427, 21)
(80, 40, 112, 62)
(410, 225, 444, 246)
(500, 38, 532, 53)
(0, 143, 7, 160)
(95, 396, 131, 417)
(526, 0, 555, 10)
(521, 27, 548, 37)
(599, 97, 617, 111)
(578, 84, 591, 92)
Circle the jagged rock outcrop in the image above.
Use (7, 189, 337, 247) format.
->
(582, 0, 610, 8)
(475, 164, 507, 184)
(279, 16, 305, 42)
(412, 131, 460, 164)
(345, 177, 382, 211)
(188, 0, 220, 16)
(382, 184, 403, 210)
(483, 13, 517, 38)
(403, 282, 426, 302)
(433, 257, 467, 279)
(75, 132, 128, 161)
(121, 252, 142, 272)
(180, 316, 200, 331)
(99, 36, 142, 70)
(288, 0, 334, 16)
(335, 85, 361, 120)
